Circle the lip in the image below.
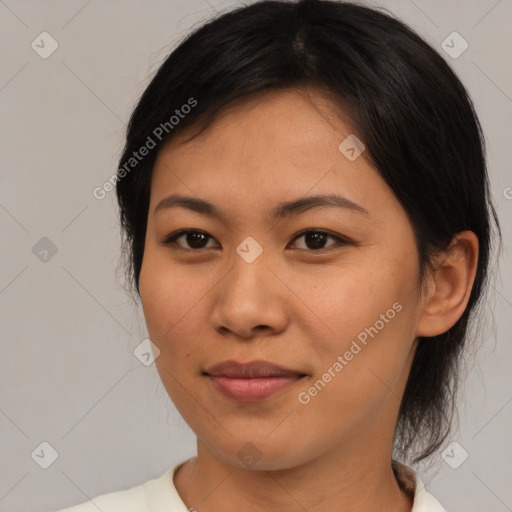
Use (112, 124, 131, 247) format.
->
(204, 360, 306, 403)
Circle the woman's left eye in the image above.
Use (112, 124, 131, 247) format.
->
(290, 230, 348, 251)
(161, 229, 349, 252)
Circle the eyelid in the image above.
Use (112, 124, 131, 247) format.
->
(161, 229, 352, 252)
(289, 229, 352, 249)
(162, 229, 219, 249)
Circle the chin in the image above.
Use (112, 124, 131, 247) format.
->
(203, 434, 317, 472)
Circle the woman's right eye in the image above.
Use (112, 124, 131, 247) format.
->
(162, 230, 219, 250)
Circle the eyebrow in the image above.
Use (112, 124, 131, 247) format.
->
(154, 193, 369, 220)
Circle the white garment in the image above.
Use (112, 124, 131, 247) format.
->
(56, 460, 446, 512)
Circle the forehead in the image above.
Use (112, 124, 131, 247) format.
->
(167, 87, 353, 154)
(154, 89, 362, 180)
(149, 87, 400, 223)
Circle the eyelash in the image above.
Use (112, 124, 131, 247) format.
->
(161, 229, 351, 253)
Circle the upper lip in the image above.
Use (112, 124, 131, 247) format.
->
(204, 360, 306, 378)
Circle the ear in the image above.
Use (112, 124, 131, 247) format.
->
(416, 230, 479, 337)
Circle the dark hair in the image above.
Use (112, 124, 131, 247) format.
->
(115, 0, 500, 462)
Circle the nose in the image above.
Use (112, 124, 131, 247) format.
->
(210, 247, 289, 339)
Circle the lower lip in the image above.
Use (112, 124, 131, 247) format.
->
(208, 375, 303, 403)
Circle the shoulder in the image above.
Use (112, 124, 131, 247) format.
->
(55, 464, 187, 512)
(55, 482, 146, 512)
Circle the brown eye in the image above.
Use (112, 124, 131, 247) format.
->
(290, 230, 348, 251)
(163, 230, 219, 250)
(162, 229, 349, 252)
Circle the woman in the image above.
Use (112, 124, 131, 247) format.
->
(58, 0, 500, 510)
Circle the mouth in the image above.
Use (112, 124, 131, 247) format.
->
(203, 360, 308, 403)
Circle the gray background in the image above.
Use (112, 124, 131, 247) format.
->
(0, 1, 510, 511)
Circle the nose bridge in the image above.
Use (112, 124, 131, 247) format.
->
(211, 236, 288, 337)
(226, 236, 271, 304)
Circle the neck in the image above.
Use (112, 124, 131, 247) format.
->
(174, 438, 413, 512)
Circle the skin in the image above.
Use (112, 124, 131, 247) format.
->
(138, 87, 478, 512)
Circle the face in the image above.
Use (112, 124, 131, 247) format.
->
(139, 88, 425, 471)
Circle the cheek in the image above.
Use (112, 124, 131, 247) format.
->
(294, 250, 420, 387)
(294, 304, 415, 437)
(291, 255, 415, 339)
(139, 255, 207, 408)
(139, 250, 214, 357)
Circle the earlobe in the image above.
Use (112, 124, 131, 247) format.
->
(416, 230, 479, 338)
